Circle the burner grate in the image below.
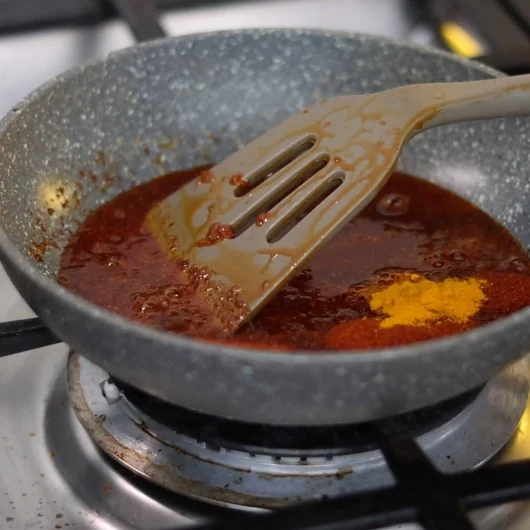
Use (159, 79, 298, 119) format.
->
(70, 353, 529, 514)
(193, 420, 530, 530)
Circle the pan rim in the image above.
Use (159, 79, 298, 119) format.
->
(0, 27, 528, 368)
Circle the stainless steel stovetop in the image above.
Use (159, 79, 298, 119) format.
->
(2, 1, 530, 529)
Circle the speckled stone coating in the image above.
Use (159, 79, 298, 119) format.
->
(0, 29, 529, 425)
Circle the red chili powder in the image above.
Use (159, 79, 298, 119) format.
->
(324, 271, 530, 351)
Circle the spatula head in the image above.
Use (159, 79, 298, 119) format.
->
(147, 90, 423, 334)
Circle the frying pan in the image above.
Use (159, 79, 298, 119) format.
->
(1, 20, 530, 426)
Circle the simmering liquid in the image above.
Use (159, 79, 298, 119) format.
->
(58, 168, 530, 352)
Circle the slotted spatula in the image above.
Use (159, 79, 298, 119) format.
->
(147, 74, 530, 334)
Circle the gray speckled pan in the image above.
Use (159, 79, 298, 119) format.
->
(0, 29, 530, 426)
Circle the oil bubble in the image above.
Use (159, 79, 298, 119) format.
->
(511, 258, 528, 272)
(376, 193, 410, 216)
(450, 251, 466, 262)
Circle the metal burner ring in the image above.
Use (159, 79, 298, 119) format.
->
(68, 352, 530, 509)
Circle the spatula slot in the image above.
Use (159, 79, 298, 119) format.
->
(266, 174, 344, 244)
(234, 136, 316, 197)
(232, 154, 330, 237)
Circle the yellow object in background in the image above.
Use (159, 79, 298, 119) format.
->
(440, 22, 484, 58)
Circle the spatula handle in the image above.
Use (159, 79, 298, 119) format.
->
(416, 74, 530, 130)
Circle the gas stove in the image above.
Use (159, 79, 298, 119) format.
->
(5, 327, 530, 529)
(3, 1, 530, 529)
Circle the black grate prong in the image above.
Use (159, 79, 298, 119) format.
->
(377, 419, 476, 529)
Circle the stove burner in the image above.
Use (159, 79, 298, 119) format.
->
(68, 352, 529, 509)
(117, 379, 481, 458)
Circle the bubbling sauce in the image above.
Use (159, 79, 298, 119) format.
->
(58, 168, 530, 352)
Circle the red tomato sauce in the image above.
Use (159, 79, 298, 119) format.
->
(58, 168, 530, 352)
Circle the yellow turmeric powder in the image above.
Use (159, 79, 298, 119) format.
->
(369, 275, 486, 328)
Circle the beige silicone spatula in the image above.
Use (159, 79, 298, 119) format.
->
(148, 74, 530, 334)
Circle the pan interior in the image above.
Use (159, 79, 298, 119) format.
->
(0, 30, 529, 281)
